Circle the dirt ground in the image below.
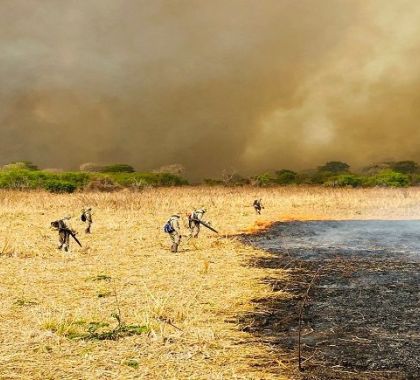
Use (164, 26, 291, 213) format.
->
(0, 186, 419, 379)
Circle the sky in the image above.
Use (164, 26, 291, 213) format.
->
(1, 0, 420, 177)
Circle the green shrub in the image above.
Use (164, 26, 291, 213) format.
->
(0, 169, 38, 189)
(325, 174, 363, 187)
(310, 171, 335, 184)
(253, 173, 273, 187)
(391, 160, 418, 174)
(43, 180, 77, 193)
(294, 170, 315, 185)
(59, 172, 90, 187)
(101, 164, 135, 173)
(274, 169, 297, 185)
(366, 170, 410, 187)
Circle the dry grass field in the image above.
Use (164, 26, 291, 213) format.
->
(0, 186, 419, 379)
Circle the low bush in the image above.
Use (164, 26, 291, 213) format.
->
(59, 172, 90, 188)
(43, 180, 77, 193)
(274, 169, 297, 185)
(366, 170, 410, 187)
(101, 164, 135, 173)
(325, 174, 363, 188)
(252, 173, 274, 187)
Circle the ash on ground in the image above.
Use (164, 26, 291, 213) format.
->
(241, 220, 420, 380)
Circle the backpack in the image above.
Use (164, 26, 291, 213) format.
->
(163, 221, 175, 234)
(81, 213, 87, 222)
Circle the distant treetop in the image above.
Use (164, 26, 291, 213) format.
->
(101, 164, 135, 173)
(2, 161, 38, 171)
(391, 160, 418, 174)
(318, 161, 350, 173)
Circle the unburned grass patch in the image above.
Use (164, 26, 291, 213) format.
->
(14, 298, 38, 307)
(42, 314, 150, 341)
(124, 359, 140, 369)
(89, 274, 112, 282)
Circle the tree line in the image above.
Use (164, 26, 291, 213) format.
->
(0, 160, 419, 192)
(0, 161, 187, 193)
(205, 160, 420, 188)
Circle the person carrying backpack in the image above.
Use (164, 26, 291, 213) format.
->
(81, 207, 93, 234)
(164, 214, 182, 253)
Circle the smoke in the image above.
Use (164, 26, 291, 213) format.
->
(1, 0, 420, 177)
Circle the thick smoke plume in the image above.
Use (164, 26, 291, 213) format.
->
(1, 0, 420, 177)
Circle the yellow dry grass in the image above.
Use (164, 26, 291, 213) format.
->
(0, 186, 419, 379)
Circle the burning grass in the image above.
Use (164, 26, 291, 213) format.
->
(0, 186, 419, 379)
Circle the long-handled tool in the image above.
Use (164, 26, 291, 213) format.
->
(191, 218, 218, 234)
(67, 229, 82, 247)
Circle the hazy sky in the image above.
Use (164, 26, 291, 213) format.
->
(1, 0, 420, 177)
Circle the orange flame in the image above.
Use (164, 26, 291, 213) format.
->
(242, 214, 331, 234)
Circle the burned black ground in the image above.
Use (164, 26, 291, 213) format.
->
(240, 221, 420, 379)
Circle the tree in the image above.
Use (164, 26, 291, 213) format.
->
(274, 169, 297, 184)
(253, 173, 273, 187)
(391, 161, 418, 174)
(318, 161, 350, 173)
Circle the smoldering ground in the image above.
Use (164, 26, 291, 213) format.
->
(1, 1, 420, 177)
(241, 221, 420, 379)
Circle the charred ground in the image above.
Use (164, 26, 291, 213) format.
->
(240, 220, 420, 379)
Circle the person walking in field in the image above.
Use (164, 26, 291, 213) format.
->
(253, 199, 263, 214)
(188, 208, 206, 238)
(51, 216, 81, 252)
(81, 207, 93, 233)
(164, 214, 182, 253)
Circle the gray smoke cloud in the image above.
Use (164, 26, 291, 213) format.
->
(1, 0, 420, 178)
